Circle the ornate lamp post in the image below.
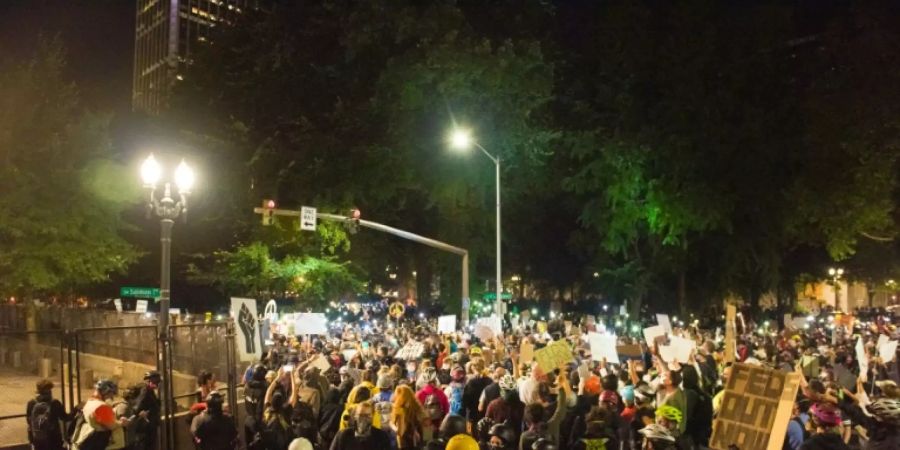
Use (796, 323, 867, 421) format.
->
(140, 154, 193, 450)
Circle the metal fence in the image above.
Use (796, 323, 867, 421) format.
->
(0, 305, 240, 450)
(0, 330, 68, 449)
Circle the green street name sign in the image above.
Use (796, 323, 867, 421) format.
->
(120, 287, 160, 298)
(481, 292, 513, 301)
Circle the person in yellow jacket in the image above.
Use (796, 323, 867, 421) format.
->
(339, 381, 382, 430)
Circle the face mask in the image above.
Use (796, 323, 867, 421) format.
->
(355, 416, 372, 435)
(490, 444, 504, 450)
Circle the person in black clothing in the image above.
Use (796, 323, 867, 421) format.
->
(682, 365, 712, 449)
(463, 361, 492, 429)
(26, 379, 69, 450)
(191, 392, 238, 450)
(319, 388, 344, 447)
(133, 371, 162, 450)
(244, 364, 269, 444)
(329, 402, 390, 450)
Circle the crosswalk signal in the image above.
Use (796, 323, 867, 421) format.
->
(262, 199, 275, 225)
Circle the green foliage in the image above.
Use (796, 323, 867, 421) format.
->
(0, 39, 140, 297)
(188, 241, 364, 309)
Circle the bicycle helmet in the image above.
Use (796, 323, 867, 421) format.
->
(620, 386, 635, 403)
(532, 438, 558, 450)
(489, 423, 517, 445)
(866, 398, 900, 426)
(499, 374, 517, 391)
(476, 417, 496, 440)
(439, 414, 468, 440)
(446, 434, 479, 450)
(144, 370, 161, 381)
(638, 424, 676, 442)
(655, 405, 682, 425)
(95, 380, 119, 397)
(809, 402, 841, 427)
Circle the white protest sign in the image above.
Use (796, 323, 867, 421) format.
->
(856, 337, 868, 382)
(877, 334, 890, 349)
(170, 308, 181, 316)
(114, 299, 122, 312)
(478, 316, 503, 336)
(438, 315, 457, 334)
(135, 300, 148, 313)
(879, 339, 898, 363)
(231, 297, 262, 362)
(588, 332, 619, 362)
(395, 341, 425, 360)
(643, 325, 666, 347)
(300, 206, 317, 231)
(294, 313, 328, 335)
(656, 314, 673, 334)
(791, 318, 807, 330)
(342, 349, 358, 361)
(473, 324, 494, 342)
(510, 316, 520, 329)
(658, 335, 695, 363)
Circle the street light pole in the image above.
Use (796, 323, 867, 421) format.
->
(141, 155, 193, 450)
(450, 129, 505, 319)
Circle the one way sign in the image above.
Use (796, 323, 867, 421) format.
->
(300, 206, 317, 231)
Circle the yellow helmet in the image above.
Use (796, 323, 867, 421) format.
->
(446, 434, 479, 450)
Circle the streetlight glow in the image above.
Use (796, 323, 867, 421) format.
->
(174, 160, 195, 193)
(141, 154, 162, 187)
(450, 129, 472, 150)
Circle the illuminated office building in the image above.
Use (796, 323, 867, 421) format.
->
(133, 0, 255, 114)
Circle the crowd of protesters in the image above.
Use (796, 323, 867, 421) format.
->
(23, 307, 900, 450)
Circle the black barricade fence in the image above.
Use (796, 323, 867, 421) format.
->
(0, 305, 241, 450)
(0, 330, 68, 448)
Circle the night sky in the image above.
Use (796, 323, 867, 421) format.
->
(0, 0, 135, 113)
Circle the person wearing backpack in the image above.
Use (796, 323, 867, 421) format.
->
(191, 392, 238, 450)
(444, 367, 466, 417)
(71, 380, 128, 450)
(132, 371, 161, 450)
(26, 379, 69, 450)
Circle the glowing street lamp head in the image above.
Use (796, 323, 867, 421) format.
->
(141, 154, 162, 187)
(174, 159, 195, 193)
(450, 129, 473, 150)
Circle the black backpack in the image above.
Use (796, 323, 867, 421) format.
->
(68, 406, 112, 450)
(31, 399, 60, 443)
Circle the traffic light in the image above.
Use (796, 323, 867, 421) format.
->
(262, 199, 275, 225)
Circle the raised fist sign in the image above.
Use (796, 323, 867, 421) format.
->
(238, 302, 257, 354)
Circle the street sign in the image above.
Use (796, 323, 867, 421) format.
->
(120, 287, 160, 299)
(300, 206, 317, 231)
(481, 292, 512, 301)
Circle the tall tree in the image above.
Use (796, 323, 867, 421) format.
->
(0, 39, 140, 297)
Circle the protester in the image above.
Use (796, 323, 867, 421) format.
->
(26, 379, 68, 450)
(71, 380, 128, 450)
(329, 402, 391, 450)
(132, 371, 161, 450)
(191, 392, 239, 450)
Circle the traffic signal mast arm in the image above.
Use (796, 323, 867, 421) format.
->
(252, 205, 472, 325)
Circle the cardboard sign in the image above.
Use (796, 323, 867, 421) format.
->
(294, 313, 328, 335)
(534, 340, 575, 371)
(310, 354, 332, 372)
(520, 341, 534, 363)
(724, 305, 736, 363)
(617, 344, 643, 360)
(643, 325, 666, 348)
(588, 332, 619, 362)
(231, 297, 262, 362)
(135, 299, 148, 313)
(656, 314, 673, 333)
(395, 341, 425, 360)
(438, 315, 457, 334)
(709, 363, 801, 450)
(536, 321, 548, 334)
(564, 320, 573, 333)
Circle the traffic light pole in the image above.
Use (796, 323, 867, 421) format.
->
(253, 207, 472, 326)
